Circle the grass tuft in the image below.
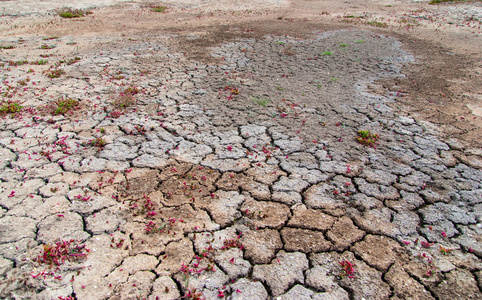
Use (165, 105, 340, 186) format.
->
(57, 7, 93, 18)
(51, 98, 80, 115)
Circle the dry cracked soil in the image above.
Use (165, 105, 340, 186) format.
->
(0, 0, 482, 299)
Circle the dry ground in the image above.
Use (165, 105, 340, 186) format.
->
(0, 0, 481, 299)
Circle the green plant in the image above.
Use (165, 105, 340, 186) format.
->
(66, 57, 81, 65)
(0, 45, 15, 50)
(320, 51, 332, 56)
(51, 98, 79, 115)
(330, 77, 338, 82)
(89, 138, 106, 148)
(57, 7, 92, 18)
(254, 97, 270, 107)
(8, 60, 28, 66)
(365, 20, 388, 28)
(31, 59, 48, 65)
(150, 5, 167, 13)
(339, 43, 348, 47)
(44, 69, 65, 78)
(0, 101, 22, 114)
(356, 130, 379, 147)
(40, 44, 55, 49)
(42, 36, 59, 40)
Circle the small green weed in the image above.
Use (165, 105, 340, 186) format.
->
(150, 5, 167, 13)
(44, 69, 65, 78)
(8, 60, 28, 66)
(330, 77, 338, 82)
(356, 40, 365, 44)
(89, 138, 106, 148)
(0, 101, 23, 114)
(51, 98, 79, 115)
(339, 43, 348, 47)
(42, 36, 59, 40)
(0, 45, 15, 50)
(254, 97, 270, 107)
(40, 44, 55, 49)
(356, 130, 379, 147)
(365, 20, 388, 28)
(31, 59, 48, 65)
(66, 57, 81, 65)
(57, 7, 92, 18)
(320, 51, 332, 56)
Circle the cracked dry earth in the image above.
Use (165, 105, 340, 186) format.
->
(1, 1, 482, 300)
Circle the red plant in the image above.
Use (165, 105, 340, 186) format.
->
(339, 260, 356, 279)
(37, 240, 90, 267)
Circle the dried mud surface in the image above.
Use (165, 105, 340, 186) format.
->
(0, 0, 481, 299)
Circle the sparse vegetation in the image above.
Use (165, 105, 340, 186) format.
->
(89, 138, 107, 148)
(356, 130, 379, 147)
(149, 5, 167, 13)
(0, 101, 23, 114)
(57, 7, 92, 18)
(51, 98, 80, 115)
(31, 59, 48, 65)
(365, 20, 388, 28)
(0, 45, 15, 50)
(254, 97, 270, 107)
(321, 51, 332, 56)
(40, 44, 55, 49)
(44, 69, 65, 78)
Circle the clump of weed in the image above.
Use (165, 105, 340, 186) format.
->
(0, 101, 23, 114)
(17, 78, 30, 86)
(339, 260, 356, 279)
(51, 98, 80, 115)
(365, 20, 388, 28)
(31, 59, 48, 65)
(113, 93, 136, 109)
(149, 5, 167, 13)
(89, 137, 106, 148)
(111, 86, 140, 109)
(0, 45, 15, 50)
(356, 130, 379, 147)
(66, 57, 81, 65)
(42, 36, 59, 40)
(109, 110, 123, 118)
(320, 51, 332, 56)
(40, 44, 55, 49)
(57, 7, 92, 18)
(253, 97, 270, 107)
(36, 239, 90, 267)
(8, 60, 28, 66)
(44, 69, 65, 78)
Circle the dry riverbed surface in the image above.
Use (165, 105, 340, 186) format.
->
(0, 0, 481, 299)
